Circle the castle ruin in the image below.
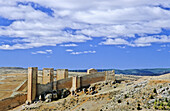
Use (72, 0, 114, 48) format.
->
(27, 68, 115, 103)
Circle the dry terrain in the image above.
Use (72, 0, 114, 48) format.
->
(11, 73, 170, 111)
(0, 73, 27, 100)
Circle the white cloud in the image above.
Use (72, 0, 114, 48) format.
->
(60, 44, 78, 47)
(89, 44, 97, 47)
(157, 49, 162, 52)
(134, 35, 170, 44)
(0, 0, 170, 50)
(70, 50, 96, 55)
(160, 44, 170, 47)
(46, 49, 53, 53)
(117, 46, 126, 49)
(100, 35, 170, 47)
(31, 49, 53, 54)
(66, 49, 73, 52)
(100, 38, 129, 45)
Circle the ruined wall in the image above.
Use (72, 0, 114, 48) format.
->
(37, 83, 53, 95)
(105, 70, 115, 82)
(15, 79, 28, 91)
(0, 94, 27, 111)
(87, 68, 98, 74)
(81, 72, 105, 87)
(55, 77, 72, 90)
(56, 69, 68, 80)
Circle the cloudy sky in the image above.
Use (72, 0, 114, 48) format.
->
(0, 0, 170, 69)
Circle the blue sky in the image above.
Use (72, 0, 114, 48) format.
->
(0, 0, 170, 69)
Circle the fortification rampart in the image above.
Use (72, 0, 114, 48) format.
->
(1, 67, 115, 109)
(81, 72, 105, 87)
(26, 67, 115, 103)
(0, 94, 27, 111)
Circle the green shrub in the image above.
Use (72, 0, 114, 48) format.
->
(153, 88, 157, 94)
(153, 105, 158, 109)
(160, 85, 162, 88)
(158, 106, 163, 110)
(117, 99, 121, 103)
(154, 100, 157, 105)
(160, 102, 163, 106)
(137, 106, 141, 110)
(165, 98, 168, 102)
(149, 95, 154, 99)
(138, 103, 140, 107)
(168, 100, 170, 107)
(124, 94, 128, 99)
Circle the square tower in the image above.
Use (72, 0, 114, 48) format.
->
(27, 67, 38, 103)
(87, 68, 97, 74)
(42, 68, 54, 84)
(105, 70, 115, 82)
(56, 69, 68, 80)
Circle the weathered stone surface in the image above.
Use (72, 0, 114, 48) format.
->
(42, 68, 54, 84)
(27, 67, 38, 103)
(56, 69, 68, 80)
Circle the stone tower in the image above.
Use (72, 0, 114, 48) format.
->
(87, 68, 97, 74)
(42, 68, 54, 84)
(105, 70, 115, 82)
(56, 69, 68, 80)
(27, 67, 38, 103)
(70, 76, 81, 92)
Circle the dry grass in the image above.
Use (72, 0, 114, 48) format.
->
(148, 80, 170, 85)
(0, 73, 27, 100)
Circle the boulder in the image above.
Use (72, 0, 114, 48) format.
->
(39, 95, 42, 101)
(45, 99, 51, 103)
(45, 93, 52, 100)
(25, 100, 30, 105)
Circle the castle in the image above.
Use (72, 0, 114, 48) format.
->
(0, 67, 115, 110)
(27, 67, 115, 103)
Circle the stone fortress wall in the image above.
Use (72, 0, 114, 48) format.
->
(0, 94, 27, 111)
(27, 67, 115, 103)
(0, 67, 115, 110)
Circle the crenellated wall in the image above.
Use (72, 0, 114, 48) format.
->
(27, 68, 115, 103)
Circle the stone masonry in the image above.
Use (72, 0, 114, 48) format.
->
(56, 69, 68, 80)
(27, 67, 115, 102)
(105, 70, 115, 82)
(70, 76, 81, 92)
(42, 68, 54, 84)
(27, 67, 38, 103)
(87, 68, 98, 74)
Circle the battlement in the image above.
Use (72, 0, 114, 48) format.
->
(27, 67, 115, 103)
